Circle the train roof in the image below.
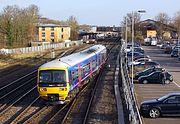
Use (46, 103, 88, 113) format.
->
(39, 45, 106, 69)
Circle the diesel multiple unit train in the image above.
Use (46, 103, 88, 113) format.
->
(37, 45, 107, 104)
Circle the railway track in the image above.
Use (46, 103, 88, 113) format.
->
(0, 40, 120, 123)
(0, 45, 88, 87)
(45, 43, 118, 124)
(0, 44, 91, 123)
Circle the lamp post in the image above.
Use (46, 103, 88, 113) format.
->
(131, 10, 146, 89)
(125, 17, 128, 61)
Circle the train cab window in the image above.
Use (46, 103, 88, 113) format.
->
(39, 70, 66, 84)
(53, 71, 66, 83)
(39, 72, 51, 83)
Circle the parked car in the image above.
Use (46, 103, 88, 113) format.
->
(164, 45, 172, 54)
(134, 58, 151, 63)
(134, 66, 163, 80)
(138, 71, 173, 84)
(140, 92, 180, 118)
(133, 47, 144, 54)
(134, 56, 150, 61)
(127, 51, 144, 57)
(171, 48, 179, 57)
(128, 58, 151, 66)
(127, 52, 148, 62)
(128, 61, 160, 78)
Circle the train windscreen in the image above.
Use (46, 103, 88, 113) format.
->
(39, 70, 66, 84)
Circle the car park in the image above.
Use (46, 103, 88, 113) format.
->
(140, 92, 180, 118)
(134, 66, 163, 80)
(138, 71, 173, 84)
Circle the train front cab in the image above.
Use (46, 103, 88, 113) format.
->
(37, 67, 70, 104)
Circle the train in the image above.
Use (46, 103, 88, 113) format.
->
(37, 45, 107, 104)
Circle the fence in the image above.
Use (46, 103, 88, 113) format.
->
(0, 40, 83, 55)
(120, 42, 143, 124)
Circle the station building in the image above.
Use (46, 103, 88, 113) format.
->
(138, 19, 178, 40)
(37, 24, 71, 42)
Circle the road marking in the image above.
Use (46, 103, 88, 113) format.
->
(173, 81, 180, 88)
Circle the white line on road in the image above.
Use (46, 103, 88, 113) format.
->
(173, 81, 180, 88)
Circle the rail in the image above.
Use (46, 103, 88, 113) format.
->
(120, 41, 143, 124)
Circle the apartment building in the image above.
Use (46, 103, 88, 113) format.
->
(37, 24, 71, 42)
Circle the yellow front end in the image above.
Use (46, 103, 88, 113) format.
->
(37, 67, 70, 103)
(38, 86, 69, 101)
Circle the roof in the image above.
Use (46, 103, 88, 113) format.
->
(39, 45, 106, 69)
(37, 23, 69, 27)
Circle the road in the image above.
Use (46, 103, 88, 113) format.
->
(135, 46, 180, 124)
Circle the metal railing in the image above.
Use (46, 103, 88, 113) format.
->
(0, 40, 83, 55)
(120, 42, 143, 124)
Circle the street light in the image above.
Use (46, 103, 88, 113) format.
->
(125, 17, 128, 61)
(131, 10, 146, 89)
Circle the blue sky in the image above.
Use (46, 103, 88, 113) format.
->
(0, 0, 180, 26)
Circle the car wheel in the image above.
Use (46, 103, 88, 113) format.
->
(142, 80, 148, 84)
(165, 79, 170, 84)
(149, 108, 160, 118)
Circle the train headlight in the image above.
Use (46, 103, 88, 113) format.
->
(59, 88, 64, 91)
(59, 88, 67, 91)
(40, 88, 47, 92)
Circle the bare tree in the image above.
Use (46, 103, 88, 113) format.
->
(173, 11, 180, 37)
(67, 16, 79, 40)
(121, 12, 142, 42)
(155, 12, 170, 40)
(0, 5, 39, 48)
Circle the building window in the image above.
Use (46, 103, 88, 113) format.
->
(51, 27, 54, 31)
(62, 28, 63, 32)
(51, 32, 54, 37)
(42, 32, 45, 37)
(51, 39, 54, 42)
(61, 35, 63, 39)
(42, 38, 45, 41)
(42, 27, 45, 31)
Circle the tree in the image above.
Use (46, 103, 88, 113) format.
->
(121, 12, 142, 42)
(0, 5, 39, 48)
(155, 12, 170, 40)
(67, 16, 79, 40)
(173, 11, 180, 38)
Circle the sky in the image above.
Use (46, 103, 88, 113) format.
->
(0, 0, 180, 26)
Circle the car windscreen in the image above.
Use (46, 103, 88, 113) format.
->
(157, 94, 170, 101)
(39, 70, 66, 84)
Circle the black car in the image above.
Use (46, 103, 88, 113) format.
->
(171, 48, 179, 57)
(133, 47, 144, 54)
(133, 56, 150, 61)
(134, 67, 163, 80)
(164, 45, 172, 54)
(138, 71, 173, 84)
(127, 51, 144, 57)
(140, 92, 180, 118)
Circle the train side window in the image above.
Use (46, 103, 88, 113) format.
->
(92, 60, 96, 68)
(71, 70, 78, 80)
